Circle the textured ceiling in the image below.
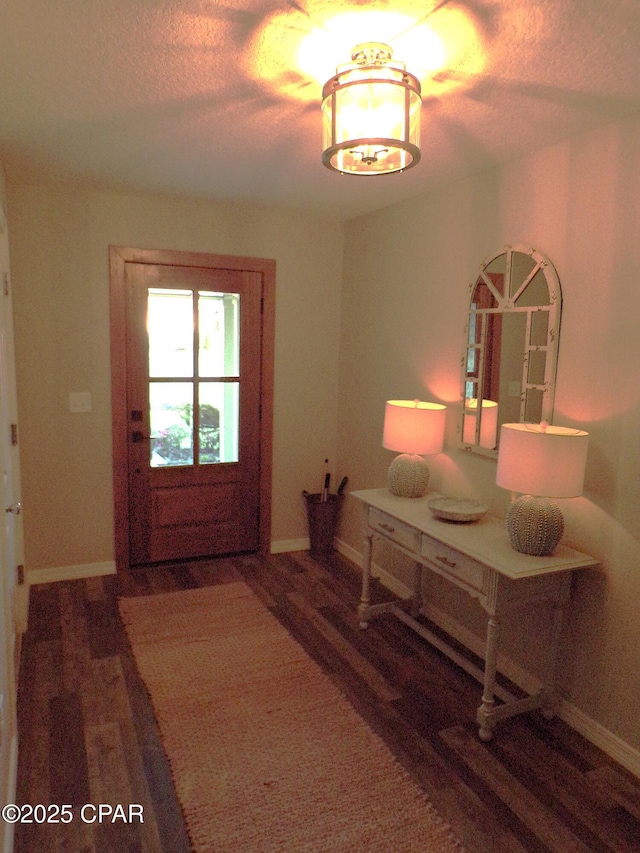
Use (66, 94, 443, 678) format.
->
(2, 0, 640, 220)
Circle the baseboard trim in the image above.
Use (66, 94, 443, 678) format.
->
(271, 538, 309, 554)
(27, 561, 117, 585)
(333, 538, 362, 567)
(558, 700, 640, 778)
(334, 537, 640, 779)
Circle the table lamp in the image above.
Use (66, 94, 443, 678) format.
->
(463, 398, 499, 449)
(382, 399, 447, 497)
(496, 422, 589, 556)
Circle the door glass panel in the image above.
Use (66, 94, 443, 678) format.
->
(199, 291, 240, 377)
(146, 289, 240, 468)
(199, 382, 239, 464)
(148, 289, 193, 378)
(149, 382, 194, 467)
(466, 347, 479, 387)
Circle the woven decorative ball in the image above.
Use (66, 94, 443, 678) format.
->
(506, 495, 564, 556)
(387, 453, 430, 498)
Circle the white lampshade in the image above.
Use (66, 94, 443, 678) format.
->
(382, 400, 446, 498)
(496, 423, 589, 497)
(497, 422, 589, 555)
(383, 400, 447, 455)
(463, 399, 498, 449)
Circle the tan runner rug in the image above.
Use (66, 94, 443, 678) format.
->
(119, 582, 465, 852)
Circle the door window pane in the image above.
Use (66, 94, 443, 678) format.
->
(199, 291, 239, 377)
(199, 382, 238, 464)
(150, 382, 194, 467)
(148, 289, 193, 378)
(146, 288, 241, 468)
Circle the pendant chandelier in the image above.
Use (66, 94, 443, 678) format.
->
(321, 42, 422, 176)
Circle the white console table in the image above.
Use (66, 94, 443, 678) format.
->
(352, 488, 598, 741)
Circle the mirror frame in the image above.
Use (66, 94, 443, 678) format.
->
(458, 244, 562, 458)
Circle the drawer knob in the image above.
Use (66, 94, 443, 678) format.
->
(436, 555, 457, 569)
(380, 523, 395, 533)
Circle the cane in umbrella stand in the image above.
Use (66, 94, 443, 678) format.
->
(303, 465, 348, 556)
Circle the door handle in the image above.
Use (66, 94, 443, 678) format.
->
(132, 431, 158, 443)
(5, 502, 22, 515)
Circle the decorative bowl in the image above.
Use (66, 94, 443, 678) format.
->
(427, 497, 488, 523)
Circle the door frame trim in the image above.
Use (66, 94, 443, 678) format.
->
(109, 245, 275, 570)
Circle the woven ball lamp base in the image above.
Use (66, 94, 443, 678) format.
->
(387, 453, 430, 498)
(506, 495, 564, 556)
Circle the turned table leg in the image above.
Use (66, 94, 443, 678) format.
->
(477, 613, 501, 741)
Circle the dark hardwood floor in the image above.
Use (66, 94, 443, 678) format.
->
(14, 549, 640, 852)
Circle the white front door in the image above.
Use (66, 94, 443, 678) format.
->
(0, 200, 25, 853)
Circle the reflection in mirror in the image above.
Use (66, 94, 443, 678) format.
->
(459, 245, 561, 457)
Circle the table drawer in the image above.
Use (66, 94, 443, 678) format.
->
(421, 534, 487, 593)
(369, 508, 420, 553)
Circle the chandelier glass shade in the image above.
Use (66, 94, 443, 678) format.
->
(322, 43, 422, 176)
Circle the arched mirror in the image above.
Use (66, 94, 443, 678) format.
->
(459, 244, 562, 457)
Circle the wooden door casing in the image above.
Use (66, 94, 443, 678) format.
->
(110, 247, 275, 570)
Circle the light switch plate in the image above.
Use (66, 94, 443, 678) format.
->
(69, 391, 92, 413)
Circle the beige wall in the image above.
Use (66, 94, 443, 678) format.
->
(5, 179, 344, 571)
(337, 114, 640, 754)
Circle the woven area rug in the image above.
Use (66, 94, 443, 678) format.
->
(119, 582, 465, 852)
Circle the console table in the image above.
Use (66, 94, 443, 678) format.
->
(352, 488, 598, 740)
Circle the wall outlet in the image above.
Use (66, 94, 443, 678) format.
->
(69, 391, 92, 413)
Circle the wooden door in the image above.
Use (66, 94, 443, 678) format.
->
(110, 248, 275, 568)
(0, 203, 23, 852)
